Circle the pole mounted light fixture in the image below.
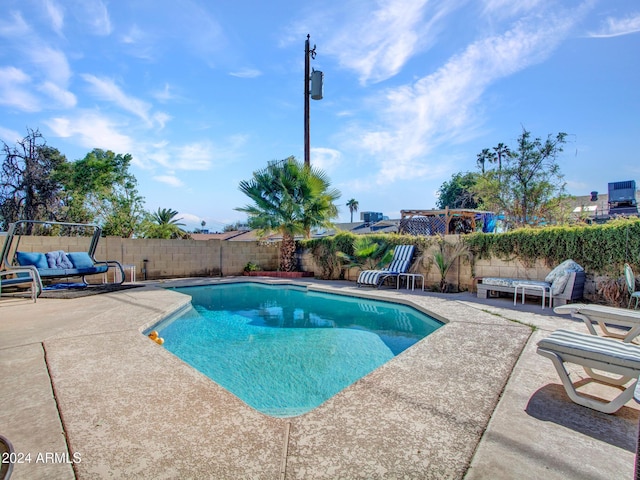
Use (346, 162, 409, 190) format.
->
(304, 34, 323, 168)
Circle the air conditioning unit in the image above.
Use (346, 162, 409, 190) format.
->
(608, 180, 638, 215)
(360, 211, 383, 223)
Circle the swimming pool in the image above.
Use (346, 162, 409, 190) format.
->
(148, 282, 442, 417)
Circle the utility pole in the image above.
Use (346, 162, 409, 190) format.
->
(304, 34, 323, 168)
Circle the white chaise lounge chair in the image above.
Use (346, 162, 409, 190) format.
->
(357, 245, 415, 288)
(537, 329, 640, 413)
(554, 303, 640, 343)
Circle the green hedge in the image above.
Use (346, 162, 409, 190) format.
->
(464, 218, 640, 274)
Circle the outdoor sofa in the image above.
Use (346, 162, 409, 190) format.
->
(477, 259, 585, 307)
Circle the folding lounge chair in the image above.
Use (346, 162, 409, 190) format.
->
(554, 303, 640, 343)
(537, 329, 640, 413)
(357, 245, 415, 288)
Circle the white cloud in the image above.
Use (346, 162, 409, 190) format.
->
(311, 147, 342, 173)
(82, 74, 155, 125)
(153, 175, 185, 187)
(81, 75, 172, 130)
(79, 0, 112, 36)
(322, 0, 432, 85)
(174, 142, 214, 170)
(121, 24, 145, 44)
(0, 11, 73, 105)
(481, 0, 544, 18)
(120, 24, 156, 60)
(351, 9, 580, 183)
(0, 11, 30, 37)
(0, 126, 23, 144)
(38, 81, 77, 108)
(589, 13, 640, 38)
(44, 0, 65, 35)
(137, 140, 216, 171)
(152, 84, 177, 103)
(46, 112, 133, 152)
(0, 66, 40, 112)
(153, 112, 172, 129)
(136, 134, 247, 172)
(178, 213, 203, 226)
(229, 68, 262, 78)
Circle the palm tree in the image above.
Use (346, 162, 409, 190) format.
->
(493, 143, 511, 173)
(152, 207, 181, 225)
(346, 198, 359, 223)
(236, 157, 340, 272)
(476, 148, 496, 174)
(142, 207, 188, 239)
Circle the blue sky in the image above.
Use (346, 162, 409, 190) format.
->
(1, 0, 639, 232)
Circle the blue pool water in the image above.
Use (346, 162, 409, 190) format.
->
(149, 283, 442, 417)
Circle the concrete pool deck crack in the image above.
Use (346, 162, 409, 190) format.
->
(462, 327, 533, 478)
(280, 421, 291, 480)
(42, 341, 79, 480)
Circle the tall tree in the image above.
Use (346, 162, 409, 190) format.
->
(346, 198, 359, 222)
(55, 149, 145, 236)
(236, 156, 340, 272)
(476, 148, 495, 175)
(510, 129, 567, 225)
(492, 142, 511, 177)
(474, 128, 568, 227)
(0, 128, 67, 229)
(436, 172, 479, 209)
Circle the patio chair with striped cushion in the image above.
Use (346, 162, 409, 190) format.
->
(357, 245, 415, 288)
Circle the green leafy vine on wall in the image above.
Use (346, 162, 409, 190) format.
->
(464, 218, 640, 275)
(301, 218, 640, 282)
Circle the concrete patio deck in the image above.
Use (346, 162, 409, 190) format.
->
(1, 278, 638, 479)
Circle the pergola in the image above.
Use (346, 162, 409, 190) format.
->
(398, 208, 494, 235)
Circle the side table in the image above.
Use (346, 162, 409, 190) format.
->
(513, 283, 552, 309)
(398, 273, 425, 291)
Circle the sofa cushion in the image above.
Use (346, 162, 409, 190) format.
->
(37, 268, 68, 277)
(45, 250, 74, 269)
(543, 260, 584, 295)
(16, 251, 48, 269)
(67, 252, 95, 269)
(544, 259, 584, 284)
(78, 264, 108, 275)
(481, 277, 549, 289)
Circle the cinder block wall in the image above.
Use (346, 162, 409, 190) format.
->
(300, 236, 597, 297)
(8, 237, 280, 279)
(8, 234, 598, 298)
